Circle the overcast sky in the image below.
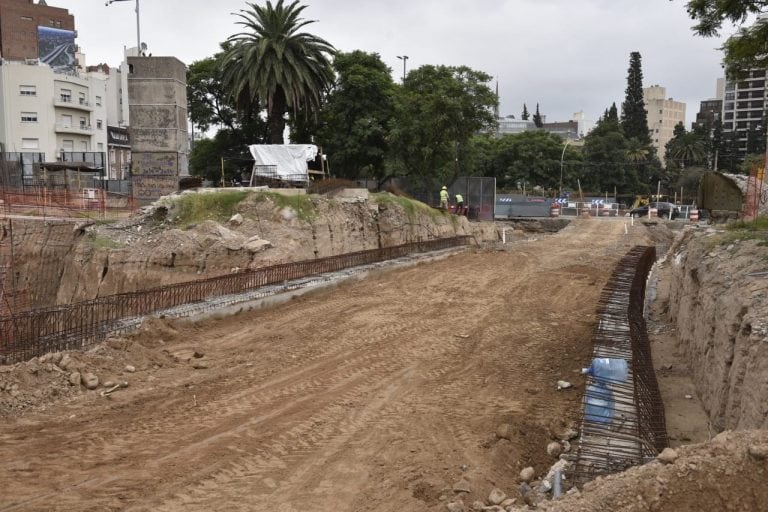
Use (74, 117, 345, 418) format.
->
(65, 0, 735, 126)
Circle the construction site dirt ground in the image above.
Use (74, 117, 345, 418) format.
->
(0, 219, 658, 511)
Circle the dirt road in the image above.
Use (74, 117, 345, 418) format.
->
(0, 219, 653, 511)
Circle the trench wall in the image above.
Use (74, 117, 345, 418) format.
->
(5, 196, 499, 308)
(665, 229, 768, 430)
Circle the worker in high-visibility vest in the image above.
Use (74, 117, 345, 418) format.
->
(454, 193, 464, 214)
(439, 186, 449, 209)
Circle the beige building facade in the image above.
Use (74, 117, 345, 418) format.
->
(0, 59, 108, 161)
(643, 85, 686, 164)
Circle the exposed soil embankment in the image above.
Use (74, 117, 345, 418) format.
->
(663, 225, 768, 430)
(8, 191, 500, 308)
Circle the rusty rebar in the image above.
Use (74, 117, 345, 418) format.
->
(569, 245, 667, 487)
(0, 236, 471, 364)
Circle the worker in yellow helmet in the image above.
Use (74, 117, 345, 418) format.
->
(439, 185, 449, 209)
(454, 193, 464, 215)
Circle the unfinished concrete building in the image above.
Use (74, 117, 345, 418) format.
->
(127, 56, 188, 202)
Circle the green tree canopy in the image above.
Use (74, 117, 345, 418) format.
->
(317, 51, 397, 180)
(390, 65, 497, 187)
(684, 1, 768, 75)
(521, 103, 529, 120)
(221, 0, 336, 143)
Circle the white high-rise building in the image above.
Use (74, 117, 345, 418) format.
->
(643, 85, 686, 164)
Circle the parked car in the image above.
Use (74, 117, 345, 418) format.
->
(629, 201, 680, 219)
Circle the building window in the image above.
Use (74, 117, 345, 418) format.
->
(60, 89, 72, 102)
(21, 138, 39, 149)
(95, 96, 102, 106)
(97, 143, 104, 151)
(62, 140, 74, 151)
(79, 116, 87, 129)
(20, 112, 38, 122)
(78, 92, 86, 105)
(20, 16, 32, 21)
(20, 85, 36, 96)
(97, 120, 103, 129)
(80, 141, 88, 151)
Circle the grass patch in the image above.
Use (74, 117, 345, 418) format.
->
(252, 192, 316, 222)
(174, 190, 249, 227)
(90, 235, 122, 249)
(372, 192, 443, 221)
(707, 215, 768, 248)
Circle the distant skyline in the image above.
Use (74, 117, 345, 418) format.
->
(61, 0, 738, 127)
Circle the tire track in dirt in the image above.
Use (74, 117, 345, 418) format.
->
(0, 219, 655, 512)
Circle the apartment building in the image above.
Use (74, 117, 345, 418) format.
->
(643, 85, 686, 164)
(0, 0, 135, 180)
(0, 59, 107, 160)
(721, 68, 767, 156)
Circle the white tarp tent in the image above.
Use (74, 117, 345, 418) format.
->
(247, 144, 318, 184)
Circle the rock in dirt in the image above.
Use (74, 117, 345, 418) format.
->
(481, 506, 504, 512)
(520, 467, 535, 483)
(547, 441, 563, 458)
(103, 380, 115, 388)
(748, 444, 768, 461)
(193, 351, 205, 359)
(191, 360, 209, 370)
(657, 447, 679, 464)
(471, 501, 485, 511)
(452, 479, 472, 493)
(500, 498, 516, 507)
(229, 213, 244, 226)
(82, 373, 99, 390)
(244, 237, 272, 254)
(124, 365, 136, 373)
(556, 380, 572, 390)
(488, 488, 506, 505)
(496, 423, 512, 440)
(58, 354, 73, 370)
(69, 372, 81, 386)
(446, 500, 465, 512)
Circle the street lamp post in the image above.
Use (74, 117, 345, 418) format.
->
(106, 0, 141, 54)
(396, 55, 409, 82)
(559, 139, 571, 197)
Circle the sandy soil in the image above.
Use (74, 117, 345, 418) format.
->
(0, 218, 653, 511)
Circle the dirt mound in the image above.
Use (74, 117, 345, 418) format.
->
(0, 317, 183, 416)
(541, 430, 768, 512)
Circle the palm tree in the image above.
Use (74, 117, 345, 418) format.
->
(222, 0, 335, 143)
(669, 132, 707, 167)
(625, 138, 650, 163)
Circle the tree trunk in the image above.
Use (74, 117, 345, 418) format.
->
(267, 89, 287, 144)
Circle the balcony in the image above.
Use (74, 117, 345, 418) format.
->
(55, 123, 93, 135)
(53, 96, 93, 112)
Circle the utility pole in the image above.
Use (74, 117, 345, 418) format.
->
(106, 0, 141, 54)
(396, 55, 409, 82)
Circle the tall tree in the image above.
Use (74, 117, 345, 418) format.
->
(684, 1, 768, 76)
(221, 0, 335, 143)
(532, 103, 543, 128)
(390, 65, 497, 187)
(188, 52, 237, 133)
(521, 103, 530, 120)
(621, 52, 651, 144)
(317, 51, 397, 180)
